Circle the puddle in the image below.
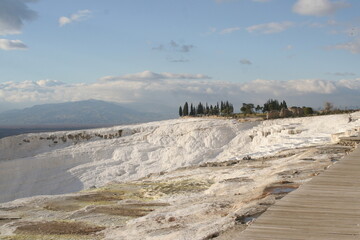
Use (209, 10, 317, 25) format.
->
(236, 212, 264, 225)
(272, 187, 296, 194)
(263, 184, 299, 195)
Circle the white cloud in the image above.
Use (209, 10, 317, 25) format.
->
(286, 45, 294, 50)
(240, 59, 252, 65)
(0, 0, 37, 35)
(98, 71, 211, 81)
(36, 79, 65, 87)
(247, 21, 294, 34)
(240, 78, 337, 95)
(59, 9, 92, 27)
(293, 0, 349, 16)
(2, 72, 360, 112)
(58, 17, 71, 27)
(220, 27, 241, 34)
(331, 38, 360, 54)
(337, 78, 360, 89)
(0, 39, 27, 50)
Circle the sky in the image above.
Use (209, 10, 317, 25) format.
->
(0, 0, 359, 113)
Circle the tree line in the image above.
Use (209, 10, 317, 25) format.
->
(179, 99, 315, 117)
(179, 101, 234, 117)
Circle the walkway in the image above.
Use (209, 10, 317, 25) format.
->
(239, 145, 360, 240)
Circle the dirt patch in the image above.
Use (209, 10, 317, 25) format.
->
(43, 200, 81, 212)
(87, 201, 170, 218)
(15, 221, 105, 236)
(72, 190, 126, 203)
(144, 179, 214, 195)
(91, 205, 153, 217)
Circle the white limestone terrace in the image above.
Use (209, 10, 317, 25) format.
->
(1, 112, 360, 203)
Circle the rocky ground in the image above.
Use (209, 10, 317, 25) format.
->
(0, 143, 353, 240)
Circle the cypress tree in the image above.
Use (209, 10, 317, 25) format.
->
(205, 103, 209, 115)
(183, 102, 189, 116)
(197, 102, 204, 115)
(282, 100, 288, 109)
(190, 103, 195, 116)
(179, 106, 183, 117)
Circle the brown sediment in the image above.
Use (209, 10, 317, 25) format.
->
(72, 191, 126, 203)
(15, 221, 105, 235)
(43, 200, 81, 212)
(90, 205, 153, 217)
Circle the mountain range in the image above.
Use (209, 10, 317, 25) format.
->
(0, 99, 172, 127)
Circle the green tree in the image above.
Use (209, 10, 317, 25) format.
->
(255, 105, 262, 113)
(197, 102, 204, 115)
(190, 103, 195, 116)
(263, 99, 281, 112)
(303, 107, 314, 115)
(220, 101, 234, 115)
(183, 102, 189, 116)
(205, 103, 209, 115)
(179, 106, 183, 117)
(241, 103, 254, 115)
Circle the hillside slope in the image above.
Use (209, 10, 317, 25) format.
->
(0, 112, 359, 204)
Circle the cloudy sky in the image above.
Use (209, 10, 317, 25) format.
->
(0, 0, 359, 113)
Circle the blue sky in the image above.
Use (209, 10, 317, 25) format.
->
(0, 0, 359, 113)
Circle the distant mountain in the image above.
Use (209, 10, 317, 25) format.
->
(0, 99, 172, 127)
